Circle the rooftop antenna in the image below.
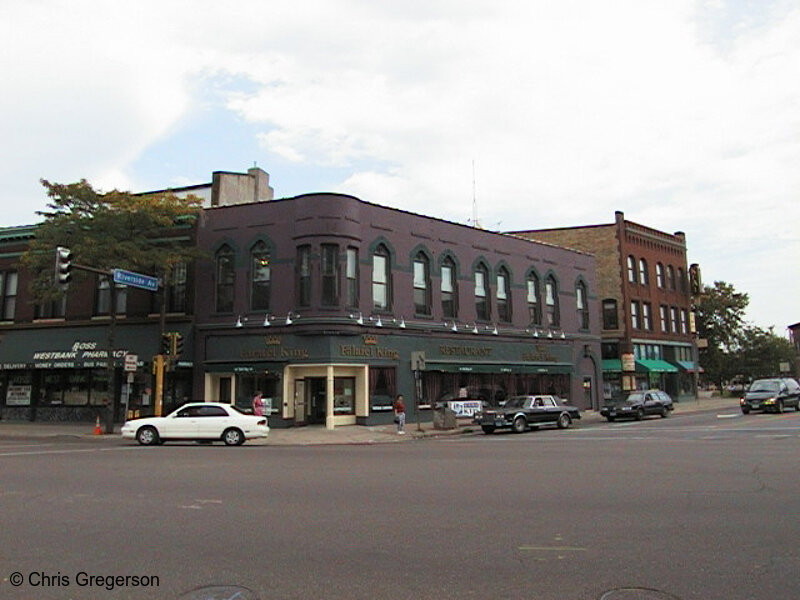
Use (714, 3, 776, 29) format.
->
(471, 159, 481, 229)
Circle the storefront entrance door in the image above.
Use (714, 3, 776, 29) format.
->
(294, 380, 306, 425)
(307, 377, 327, 425)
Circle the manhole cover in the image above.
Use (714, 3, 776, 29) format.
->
(600, 588, 682, 600)
(177, 585, 258, 600)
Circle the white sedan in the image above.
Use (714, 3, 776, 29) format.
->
(121, 402, 269, 446)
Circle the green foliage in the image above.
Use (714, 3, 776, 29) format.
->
(21, 179, 204, 302)
(695, 280, 797, 385)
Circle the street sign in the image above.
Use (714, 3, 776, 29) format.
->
(124, 353, 139, 372)
(112, 268, 159, 292)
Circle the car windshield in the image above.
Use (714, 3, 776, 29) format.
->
(749, 380, 780, 393)
(228, 405, 248, 415)
(503, 396, 528, 409)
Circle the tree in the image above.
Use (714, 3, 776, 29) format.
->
(21, 179, 204, 431)
(694, 280, 749, 388)
(735, 326, 797, 380)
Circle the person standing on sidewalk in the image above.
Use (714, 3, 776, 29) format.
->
(252, 391, 264, 417)
(393, 394, 406, 434)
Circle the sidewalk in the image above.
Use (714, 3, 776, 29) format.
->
(0, 394, 741, 445)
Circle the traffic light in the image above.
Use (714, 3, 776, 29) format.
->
(173, 333, 184, 357)
(161, 333, 172, 355)
(54, 246, 72, 287)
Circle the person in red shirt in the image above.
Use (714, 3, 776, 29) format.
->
(252, 391, 264, 417)
(393, 394, 406, 435)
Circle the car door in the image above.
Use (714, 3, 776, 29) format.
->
(162, 406, 201, 439)
(643, 392, 660, 416)
(196, 405, 231, 439)
(787, 379, 800, 408)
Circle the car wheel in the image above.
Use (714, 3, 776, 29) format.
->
(606, 416, 615, 422)
(481, 426, 495, 435)
(776, 400, 784, 414)
(557, 413, 572, 429)
(741, 407, 750, 414)
(635, 408, 644, 421)
(222, 428, 245, 446)
(660, 406, 669, 418)
(136, 426, 159, 446)
(512, 417, 527, 434)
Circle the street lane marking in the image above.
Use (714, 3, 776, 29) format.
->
(519, 546, 587, 551)
(717, 414, 741, 419)
(0, 446, 140, 457)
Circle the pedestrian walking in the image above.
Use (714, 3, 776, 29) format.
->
(393, 394, 406, 434)
(252, 391, 264, 417)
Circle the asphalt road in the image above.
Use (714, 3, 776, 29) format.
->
(1, 408, 799, 600)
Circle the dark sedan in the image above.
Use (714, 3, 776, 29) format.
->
(740, 378, 800, 414)
(600, 390, 673, 422)
(473, 395, 580, 434)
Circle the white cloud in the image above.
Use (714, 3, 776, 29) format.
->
(1, 0, 798, 329)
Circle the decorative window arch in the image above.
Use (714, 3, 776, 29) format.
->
(496, 266, 512, 322)
(215, 244, 235, 313)
(372, 243, 392, 310)
(474, 262, 490, 321)
(440, 255, 458, 319)
(576, 279, 589, 330)
(545, 274, 560, 327)
(413, 251, 431, 315)
(526, 270, 541, 326)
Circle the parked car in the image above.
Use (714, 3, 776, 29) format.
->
(600, 390, 674, 422)
(121, 402, 269, 446)
(472, 395, 580, 434)
(740, 378, 800, 414)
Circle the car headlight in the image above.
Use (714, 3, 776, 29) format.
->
(764, 397, 776, 404)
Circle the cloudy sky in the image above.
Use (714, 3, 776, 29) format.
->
(2, 0, 798, 332)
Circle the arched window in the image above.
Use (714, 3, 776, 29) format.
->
(413, 252, 431, 315)
(372, 244, 391, 310)
(441, 257, 458, 319)
(215, 245, 235, 313)
(250, 242, 271, 311)
(497, 267, 512, 322)
(627, 255, 636, 283)
(527, 273, 541, 326)
(576, 281, 589, 330)
(346, 247, 359, 308)
(638, 258, 649, 285)
(545, 275, 559, 327)
(475, 263, 490, 321)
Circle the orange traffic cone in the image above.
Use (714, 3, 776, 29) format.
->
(93, 416, 102, 436)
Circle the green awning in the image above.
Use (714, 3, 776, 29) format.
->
(425, 361, 573, 374)
(602, 359, 623, 372)
(674, 360, 703, 373)
(636, 359, 679, 373)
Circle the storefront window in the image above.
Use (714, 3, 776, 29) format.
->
(333, 377, 355, 415)
(90, 370, 109, 406)
(369, 367, 396, 411)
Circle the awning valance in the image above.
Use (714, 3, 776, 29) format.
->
(424, 360, 573, 375)
(636, 359, 679, 373)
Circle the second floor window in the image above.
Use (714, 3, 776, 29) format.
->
(527, 274, 541, 325)
(413, 252, 431, 316)
(576, 282, 589, 329)
(670, 306, 679, 332)
(346, 247, 359, 308)
(602, 298, 618, 330)
(297, 245, 311, 307)
(656, 263, 665, 288)
(475, 265, 490, 321)
(497, 268, 511, 322)
(215, 245, 235, 313)
(545, 276, 559, 327)
(35, 295, 66, 320)
(167, 262, 188, 313)
(0, 271, 18, 321)
(680, 309, 689, 334)
(321, 244, 340, 306)
(667, 265, 676, 290)
(250, 244, 271, 311)
(638, 258, 649, 285)
(96, 276, 127, 316)
(441, 258, 457, 319)
(627, 256, 636, 283)
(372, 245, 391, 310)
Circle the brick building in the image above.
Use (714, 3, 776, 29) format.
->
(510, 211, 699, 401)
